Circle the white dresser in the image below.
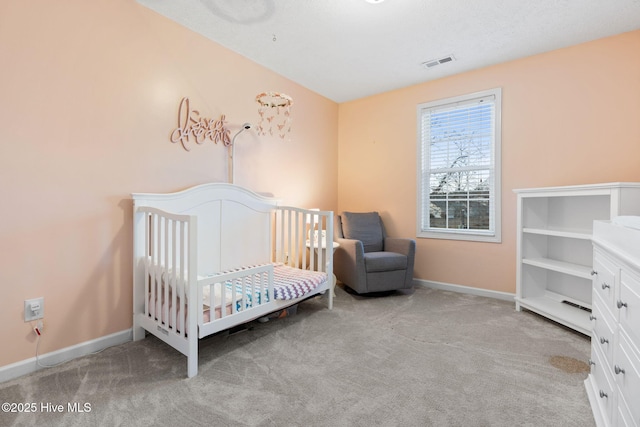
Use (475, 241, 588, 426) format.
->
(585, 218, 640, 427)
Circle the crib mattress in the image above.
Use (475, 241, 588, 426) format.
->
(273, 263, 328, 299)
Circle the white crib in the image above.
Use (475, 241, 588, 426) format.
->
(132, 183, 333, 378)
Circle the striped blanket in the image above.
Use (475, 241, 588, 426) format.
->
(272, 263, 328, 300)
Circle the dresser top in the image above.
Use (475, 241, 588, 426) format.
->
(593, 218, 640, 267)
(514, 182, 640, 195)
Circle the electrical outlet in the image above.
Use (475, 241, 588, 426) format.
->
(24, 297, 44, 322)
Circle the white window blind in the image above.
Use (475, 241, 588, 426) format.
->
(417, 88, 501, 242)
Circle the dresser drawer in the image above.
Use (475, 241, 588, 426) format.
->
(614, 332, 640, 424)
(591, 341, 617, 422)
(616, 393, 638, 427)
(593, 294, 616, 366)
(593, 250, 618, 317)
(619, 269, 640, 349)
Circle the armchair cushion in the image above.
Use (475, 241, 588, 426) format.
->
(340, 211, 383, 252)
(364, 252, 407, 273)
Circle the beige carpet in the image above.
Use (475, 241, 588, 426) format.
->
(0, 285, 594, 426)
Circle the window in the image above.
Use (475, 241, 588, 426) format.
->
(416, 88, 501, 242)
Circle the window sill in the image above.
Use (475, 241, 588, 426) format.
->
(417, 229, 501, 243)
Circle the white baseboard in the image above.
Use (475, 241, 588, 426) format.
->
(0, 329, 132, 384)
(414, 278, 515, 302)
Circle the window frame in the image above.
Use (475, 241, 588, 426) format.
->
(416, 88, 502, 243)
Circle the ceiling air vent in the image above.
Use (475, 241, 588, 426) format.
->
(422, 55, 455, 69)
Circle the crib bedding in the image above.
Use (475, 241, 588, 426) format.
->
(272, 263, 328, 300)
(155, 263, 327, 301)
(148, 263, 328, 330)
(206, 263, 328, 301)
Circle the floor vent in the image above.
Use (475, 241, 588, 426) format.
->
(422, 55, 455, 69)
(562, 300, 592, 312)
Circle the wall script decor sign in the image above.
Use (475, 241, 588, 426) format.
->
(170, 97, 231, 151)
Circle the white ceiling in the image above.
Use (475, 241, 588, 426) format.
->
(137, 0, 640, 103)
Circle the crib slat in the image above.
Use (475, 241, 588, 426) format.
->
(293, 209, 298, 267)
(151, 213, 158, 321)
(278, 209, 284, 264)
(296, 210, 301, 269)
(308, 211, 315, 271)
(208, 282, 214, 321)
(288, 211, 291, 265)
(180, 220, 188, 336)
(293, 210, 298, 268)
(317, 215, 324, 272)
(170, 219, 177, 334)
(162, 218, 171, 329)
(186, 215, 198, 374)
(299, 211, 305, 270)
(286, 209, 292, 266)
(219, 282, 224, 319)
(240, 277, 246, 312)
(144, 212, 150, 317)
(219, 280, 226, 320)
(232, 278, 238, 314)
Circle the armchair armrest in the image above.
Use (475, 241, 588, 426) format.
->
(335, 237, 363, 252)
(384, 238, 416, 257)
(384, 237, 416, 288)
(333, 237, 367, 288)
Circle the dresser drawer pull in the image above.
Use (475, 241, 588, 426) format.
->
(599, 390, 608, 399)
(589, 315, 597, 321)
(600, 337, 609, 345)
(588, 359, 595, 366)
(614, 365, 626, 375)
(590, 270, 598, 276)
(601, 282, 610, 290)
(616, 300, 627, 309)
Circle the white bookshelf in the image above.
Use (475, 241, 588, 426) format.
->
(514, 183, 640, 335)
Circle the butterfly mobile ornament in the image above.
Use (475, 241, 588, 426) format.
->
(255, 91, 293, 139)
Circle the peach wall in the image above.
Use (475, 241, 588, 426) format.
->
(0, 0, 338, 368)
(338, 30, 640, 293)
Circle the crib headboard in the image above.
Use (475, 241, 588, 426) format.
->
(132, 183, 279, 275)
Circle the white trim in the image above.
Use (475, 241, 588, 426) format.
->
(414, 278, 514, 302)
(417, 228, 501, 243)
(0, 329, 132, 384)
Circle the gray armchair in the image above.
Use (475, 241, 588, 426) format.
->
(334, 211, 416, 294)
